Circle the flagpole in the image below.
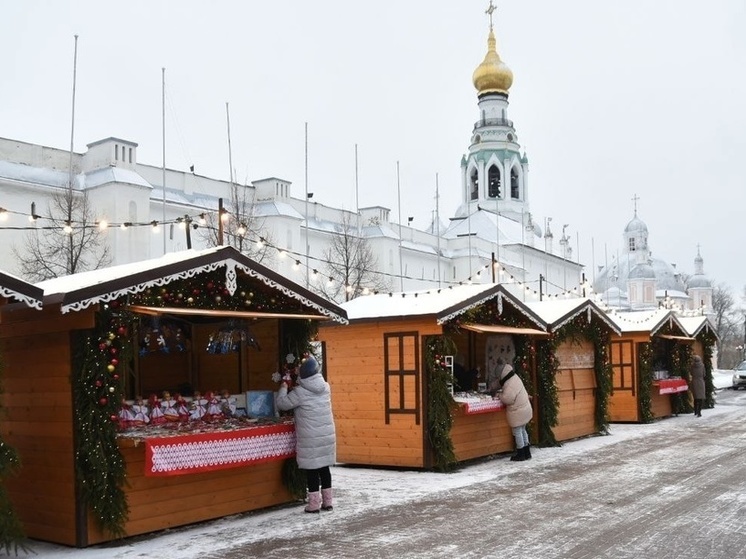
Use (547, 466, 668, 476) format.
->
(162, 67, 167, 254)
(397, 161, 403, 291)
(305, 122, 309, 288)
(67, 35, 78, 207)
(436, 172, 441, 288)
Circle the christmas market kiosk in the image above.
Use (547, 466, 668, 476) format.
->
(0, 270, 43, 552)
(0, 246, 347, 547)
(606, 309, 716, 423)
(317, 283, 619, 471)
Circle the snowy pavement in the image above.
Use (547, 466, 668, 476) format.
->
(21, 371, 744, 559)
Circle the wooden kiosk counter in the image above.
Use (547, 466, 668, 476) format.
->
(606, 310, 717, 423)
(318, 284, 620, 469)
(0, 247, 347, 547)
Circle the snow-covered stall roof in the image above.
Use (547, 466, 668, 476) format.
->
(677, 315, 719, 341)
(523, 297, 621, 335)
(36, 245, 348, 323)
(341, 283, 547, 330)
(606, 308, 690, 338)
(0, 270, 43, 309)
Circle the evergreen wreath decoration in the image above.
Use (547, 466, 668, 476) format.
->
(670, 342, 693, 415)
(72, 301, 132, 538)
(425, 336, 457, 472)
(701, 330, 717, 408)
(534, 336, 560, 447)
(0, 348, 29, 555)
(638, 342, 654, 423)
(281, 458, 306, 499)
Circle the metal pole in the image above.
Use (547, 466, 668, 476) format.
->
(185, 216, 192, 249)
(305, 122, 309, 288)
(397, 161, 403, 291)
(162, 67, 167, 254)
(67, 35, 78, 209)
(218, 198, 224, 246)
(436, 172, 441, 288)
(66, 35, 79, 272)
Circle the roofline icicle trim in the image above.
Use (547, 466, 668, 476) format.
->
(0, 285, 42, 310)
(58, 258, 348, 324)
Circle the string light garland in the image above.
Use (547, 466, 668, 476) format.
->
(0, 201, 590, 299)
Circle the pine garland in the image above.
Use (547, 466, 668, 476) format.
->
(72, 302, 132, 538)
(534, 337, 560, 446)
(701, 331, 717, 408)
(281, 458, 306, 499)
(0, 347, 29, 555)
(425, 336, 457, 472)
(670, 342, 693, 414)
(638, 342, 654, 423)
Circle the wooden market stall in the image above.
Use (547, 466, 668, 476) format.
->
(679, 315, 719, 407)
(318, 283, 619, 469)
(0, 270, 44, 550)
(523, 298, 621, 444)
(606, 309, 700, 423)
(0, 246, 347, 547)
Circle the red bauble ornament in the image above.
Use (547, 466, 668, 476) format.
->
(113, 374, 119, 380)
(206, 281, 214, 290)
(95, 380, 103, 387)
(117, 326, 127, 336)
(193, 288, 201, 296)
(110, 347, 118, 355)
(110, 414, 118, 422)
(99, 397, 108, 406)
(99, 342, 107, 351)
(110, 358, 119, 366)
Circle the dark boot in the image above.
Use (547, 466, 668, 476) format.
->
(510, 447, 527, 461)
(524, 445, 532, 460)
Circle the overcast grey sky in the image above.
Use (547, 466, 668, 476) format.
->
(2, 1, 745, 296)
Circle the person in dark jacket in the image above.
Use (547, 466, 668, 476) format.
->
(276, 355, 337, 512)
(690, 354, 706, 417)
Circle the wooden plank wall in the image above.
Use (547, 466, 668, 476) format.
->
(85, 441, 293, 545)
(0, 304, 95, 547)
(554, 368, 597, 441)
(650, 390, 673, 419)
(609, 337, 640, 423)
(451, 407, 515, 461)
(319, 319, 441, 468)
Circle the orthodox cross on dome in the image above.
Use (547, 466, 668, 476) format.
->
(485, 0, 497, 30)
(631, 193, 640, 216)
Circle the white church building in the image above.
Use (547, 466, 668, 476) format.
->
(0, 8, 710, 314)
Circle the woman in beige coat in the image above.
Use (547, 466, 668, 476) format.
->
(494, 358, 533, 461)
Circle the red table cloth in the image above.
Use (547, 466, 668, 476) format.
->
(453, 396, 505, 415)
(145, 422, 295, 476)
(656, 378, 689, 395)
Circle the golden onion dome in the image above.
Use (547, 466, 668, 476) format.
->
(472, 29, 513, 95)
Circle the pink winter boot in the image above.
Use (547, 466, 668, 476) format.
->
(321, 487, 333, 511)
(304, 491, 321, 513)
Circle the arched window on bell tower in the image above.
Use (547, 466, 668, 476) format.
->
(510, 166, 519, 199)
(487, 165, 501, 198)
(470, 168, 479, 200)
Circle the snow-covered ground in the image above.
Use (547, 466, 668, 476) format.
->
(18, 370, 737, 558)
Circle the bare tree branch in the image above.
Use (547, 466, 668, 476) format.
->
(12, 189, 111, 281)
(315, 213, 389, 303)
(200, 183, 273, 264)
